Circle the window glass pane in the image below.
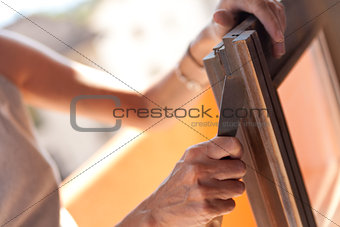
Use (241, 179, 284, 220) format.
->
(278, 32, 340, 226)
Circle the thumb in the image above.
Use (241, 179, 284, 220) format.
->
(213, 9, 237, 37)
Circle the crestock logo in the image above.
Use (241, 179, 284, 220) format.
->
(70, 95, 269, 132)
(70, 95, 122, 132)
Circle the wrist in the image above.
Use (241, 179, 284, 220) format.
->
(191, 23, 221, 56)
(116, 202, 157, 227)
(178, 48, 208, 87)
(175, 24, 220, 89)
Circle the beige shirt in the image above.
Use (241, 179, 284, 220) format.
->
(0, 75, 60, 227)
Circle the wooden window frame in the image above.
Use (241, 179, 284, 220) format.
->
(203, 0, 340, 226)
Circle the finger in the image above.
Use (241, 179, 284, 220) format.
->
(252, 1, 284, 42)
(210, 159, 246, 180)
(267, 1, 286, 57)
(213, 9, 236, 27)
(271, 42, 285, 58)
(228, 0, 284, 43)
(213, 9, 236, 34)
(199, 179, 246, 200)
(183, 137, 243, 162)
(213, 10, 238, 38)
(267, 1, 285, 34)
(197, 159, 246, 180)
(205, 136, 243, 160)
(205, 198, 236, 216)
(275, 1, 286, 31)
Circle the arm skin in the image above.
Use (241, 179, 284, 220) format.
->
(0, 0, 285, 130)
(0, 30, 206, 129)
(117, 136, 247, 227)
(0, 0, 285, 226)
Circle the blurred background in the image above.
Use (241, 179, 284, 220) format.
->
(0, 0, 217, 179)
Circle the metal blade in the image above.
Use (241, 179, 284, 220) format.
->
(217, 75, 246, 137)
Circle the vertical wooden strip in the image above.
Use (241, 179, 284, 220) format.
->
(250, 31, 317, 227)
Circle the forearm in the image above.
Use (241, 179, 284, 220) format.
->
(0, 29, 215, 127)
(116, 198, 156, 227)
(0, 30, 147, 125)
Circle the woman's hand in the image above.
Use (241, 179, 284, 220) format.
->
(191, 0, 286, 67)
(214, 0, 286, 57)
(117, 137, 246, 226)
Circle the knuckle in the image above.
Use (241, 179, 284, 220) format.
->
(192, 163, 203, 178)
(197, 183, 210, 199)
(186, 162, 205, 182)
(184, 145, 204, 161)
